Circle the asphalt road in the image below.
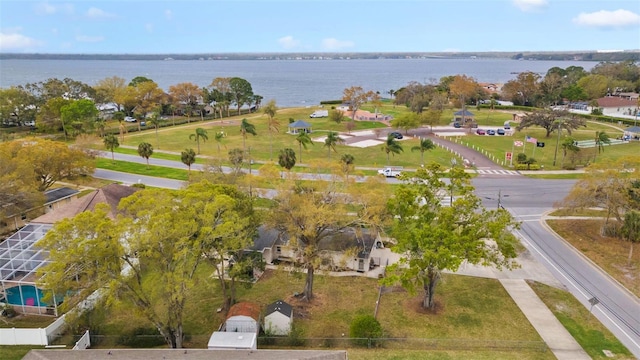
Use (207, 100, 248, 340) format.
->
(475, 177, 640, 358)
(95, 152, 640, 357)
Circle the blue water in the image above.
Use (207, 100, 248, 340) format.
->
(3, 285, 48, 306)
(0, 58, 598, 107)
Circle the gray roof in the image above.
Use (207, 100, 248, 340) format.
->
(454, 110, 474, 116)
(625, 126, 640, 133)
(317, 228, 377, 259)
(23, 349, 347, 360)
(248, 226, 287, 252)
(265, 299, 293, 317)
(44, 187, 79, 204)
(289, 120, 312, 128)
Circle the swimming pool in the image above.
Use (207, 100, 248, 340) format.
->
(2, 285, 48, 306)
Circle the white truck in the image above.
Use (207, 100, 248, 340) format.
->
(378, 167, 403, 177)
(309, 110, 328, 118)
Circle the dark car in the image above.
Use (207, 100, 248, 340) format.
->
(504, 124, 511, 130)
(487, 129, 496, 135)
(497, 129, 505, 135)
(389, 132, 403, 139)
(476, 129, 486, 135)
(453, 122, 462, 128)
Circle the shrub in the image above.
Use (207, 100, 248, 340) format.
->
(287, 323, 306, 347)
(349, 314, 383, 348)
(516, 153, 527, 164)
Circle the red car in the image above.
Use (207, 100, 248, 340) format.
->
(476, 129, 486, 135)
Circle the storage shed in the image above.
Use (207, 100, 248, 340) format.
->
(263, 300, 293, 335)
(225, 301, 261, 334)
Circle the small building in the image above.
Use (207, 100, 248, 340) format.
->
(288, 120, 312, 134)
(224, 301, 261, 334)
(207, 331, 257, 350)
(453, 110, 475, 124)
(264, 300, 293, 335)
(246, 226, 287, 264)
(2, 187, 79, 233)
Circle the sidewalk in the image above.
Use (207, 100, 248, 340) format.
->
(500, 279, 591, 360)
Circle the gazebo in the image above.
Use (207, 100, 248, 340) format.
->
(453, 110, 475, 124)
(288, 120, 312, 134)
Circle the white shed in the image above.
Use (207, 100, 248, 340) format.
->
(263, 300, 293, 335)
(207, 331, 257, 350)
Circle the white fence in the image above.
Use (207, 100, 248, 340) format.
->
(72, 330, 90, 350)
(0, 314, 67, 345)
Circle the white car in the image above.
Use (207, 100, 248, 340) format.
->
(124, 116, 136, 122)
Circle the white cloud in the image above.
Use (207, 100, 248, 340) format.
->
(278, 35, 300, 49)
(76, 35, 104, 43)
(512, 0, 547, 12)
(0, 31, 41, 51)
(86, 7, 115, 19)
(573, 9, 640, 28)
(165, 10, 173, 20)
(34, 2, 74, 15)
(321, 38, 354, 51)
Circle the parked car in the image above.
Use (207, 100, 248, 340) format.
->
(453, 122, 462, 128)
(497, 129, 506, 135)
(124, 116, 136, 122)
(389, 132, 403, 139)
(487, 129, 496, 135)
(504, 124, 511, 130)
(476, 129, 486, 135)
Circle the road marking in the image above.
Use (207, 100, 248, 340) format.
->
(476, 169, 520, 176)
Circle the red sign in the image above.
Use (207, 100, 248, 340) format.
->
(505, 152, 512, 161)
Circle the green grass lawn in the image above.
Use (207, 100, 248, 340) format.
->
(529, 281, 633, 359)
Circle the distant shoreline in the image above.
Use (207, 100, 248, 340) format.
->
(1, 51, 638, 62)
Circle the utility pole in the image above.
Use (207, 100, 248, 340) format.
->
(497, 189, 502, 209)
(552, 120, 562, 167)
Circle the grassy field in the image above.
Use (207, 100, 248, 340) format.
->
(546, 219, 640, 297)
(529, 281, 633, 359)
(92, 105, 639, 173)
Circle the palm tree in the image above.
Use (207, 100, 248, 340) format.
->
(323, 131, 344, 159)
(103, 134, 119, 161)
(118, 119, 127, 143)
(560, 136, 579, 168)
(181, 148, 196, 175)
(278, 148, 296, 174)
(189, 127, 208, 154)
(382, 134, 404, 165)
(94, 118, 106, 137)
(340, 153, 355, 177)
(263, 100, 279, 160)
(239, 118, 257, 153)
(137, 142, 154, 168)
(621, 210, 640, 266)
(147, 113, 163, 149)
(214, 131, 225, 157)
(295, 131, 314, 164)
(593, 130, 611, 162)
(411, 138, 435, 166)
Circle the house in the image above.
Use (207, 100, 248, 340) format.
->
(288, 120, 312, 134)
(207, 331, 257, 350)
(31, 183, 140, 224)
(2, 187, 79, 233)
(0, 184, 140, 316)
(478, 82, 502, 94)
(258, 227, 388, 274)
(263, 300, 293, 335)
(224, 301, 261, 334)
(595, 96, 638, 117)
(246, 226, 287, 264)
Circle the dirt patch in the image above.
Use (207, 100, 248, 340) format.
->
(405, 294, 443, 315)
(285, 292, 327, 320)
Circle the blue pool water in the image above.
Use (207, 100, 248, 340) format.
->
(3, 285, 48, 306)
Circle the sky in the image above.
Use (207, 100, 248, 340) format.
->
(1, 0, 639, 54)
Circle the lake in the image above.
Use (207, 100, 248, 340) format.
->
(0, 58, 598, 107)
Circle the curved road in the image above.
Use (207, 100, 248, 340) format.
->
(95, 145, 640, 357)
